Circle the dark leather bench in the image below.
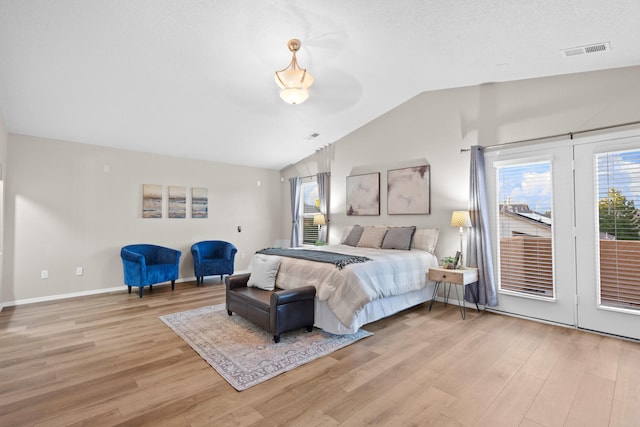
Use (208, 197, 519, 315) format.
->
(225, 273, 316, 343)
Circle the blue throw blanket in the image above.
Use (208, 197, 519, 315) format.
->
(256, 248, 371, 270)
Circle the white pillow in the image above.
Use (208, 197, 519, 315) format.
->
(357, 226, 389, 249)
(247, 254, 282, 291)
(412, 228, 440, 253)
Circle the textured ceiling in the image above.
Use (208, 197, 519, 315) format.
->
(1, 0, 639, 170)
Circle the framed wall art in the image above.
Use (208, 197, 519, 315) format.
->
(346, 172, 380, 216)
(142, 184, 163, 218)
(192, 187, 208, 219)
(387, 165, 431, 214)
(168, 186, 186, 218)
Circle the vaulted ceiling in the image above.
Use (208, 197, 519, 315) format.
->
(1, 0, 639, 170)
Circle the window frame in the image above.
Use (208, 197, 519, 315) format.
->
(300, 178, 320, 246)
(494, 158, 557, 302)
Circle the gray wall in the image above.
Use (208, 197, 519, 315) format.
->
(281, 66, 640, 260)
(2, 135, 284, 304)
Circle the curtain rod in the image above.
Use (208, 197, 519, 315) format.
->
(460, 120, 640, 153)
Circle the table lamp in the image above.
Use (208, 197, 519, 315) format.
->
(450, 210, 472, 268)
(313, 214, 326, 244)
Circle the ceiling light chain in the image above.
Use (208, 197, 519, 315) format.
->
(275, 38, 314, 105)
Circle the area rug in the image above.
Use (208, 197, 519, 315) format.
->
(159, 304, 372, 391)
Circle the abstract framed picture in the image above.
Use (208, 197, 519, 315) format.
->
(346, 172, 380, 216)
(192, 187, 208, 219)
(168, 186, 186, 218)
(387, 165, 431, 215)
(142, 184, 163, 218)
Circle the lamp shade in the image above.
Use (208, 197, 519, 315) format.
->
(313, 214, 326, 226)
(279, 87, 309, 105)
(450, 211, 472, 228)
(274, 69, 314, 91)
(275, 39, 314, 105)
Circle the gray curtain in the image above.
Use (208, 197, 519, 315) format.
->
(465, 146, 498, 306)
(289, 177, 302, 247)
(316, 172, 330, 243)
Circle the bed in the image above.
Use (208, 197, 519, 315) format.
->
(248, 226, 440, 334)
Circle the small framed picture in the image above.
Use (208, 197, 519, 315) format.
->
(454, 251, 461, 269)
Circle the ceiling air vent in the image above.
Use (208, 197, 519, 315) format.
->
(562, 42, 611, 57)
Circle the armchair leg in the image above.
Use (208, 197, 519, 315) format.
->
(139, 286, 144, 298)
(128, 286, 132, 294)
(273, 335, 280, 343)
(171, 280, 175, 290)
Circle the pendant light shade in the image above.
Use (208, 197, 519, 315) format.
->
(275, 39, 314, 105)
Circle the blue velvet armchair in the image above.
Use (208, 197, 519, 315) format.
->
(191, 240, 237, 285)
(121, 244, 182, 297)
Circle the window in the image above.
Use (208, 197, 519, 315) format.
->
(301, 179, 320, 245)
(596, 149, 640, 310)
(496, 161, 554, 298)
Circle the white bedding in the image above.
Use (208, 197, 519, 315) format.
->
(270, 244, 439, 332)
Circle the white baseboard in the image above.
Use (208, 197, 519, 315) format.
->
(2, 285, 125, 309)
(0, 271, 251, 311)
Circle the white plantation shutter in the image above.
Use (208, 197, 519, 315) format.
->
(497, 161, 554, 298)
(596, 150, 640, 310)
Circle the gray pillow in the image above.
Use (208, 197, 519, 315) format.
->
(342, 225, 364, 246)
(382, 226, 417, 250)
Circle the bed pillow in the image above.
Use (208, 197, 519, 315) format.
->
(357, 226, 388, 249)
(341, 225, 354, 242)
(342, 225, 364, 246)
(381, 226, 417, 250)
(247, 254, 282, 291)
(412, 228, 440, 253)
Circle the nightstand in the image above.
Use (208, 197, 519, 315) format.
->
(428, 267, 479, 319)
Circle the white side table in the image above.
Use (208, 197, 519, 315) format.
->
(428, 267, 479, 319)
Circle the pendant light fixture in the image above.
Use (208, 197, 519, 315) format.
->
(275, 38, 314, 105)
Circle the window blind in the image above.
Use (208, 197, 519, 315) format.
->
(596, 150, 640, 310)
(301, 180, 320, 245)
(497, 162, 554, 298)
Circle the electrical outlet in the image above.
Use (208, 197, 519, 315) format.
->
(76, 267, 83, 276)
(41, 270, 48, 279)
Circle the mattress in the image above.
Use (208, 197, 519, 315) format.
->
(269, 244, 439, 333)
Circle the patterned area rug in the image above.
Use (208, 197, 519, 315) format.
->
(160, 304, 372, 391)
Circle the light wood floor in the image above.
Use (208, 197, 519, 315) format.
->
(1, 281, 639, 427)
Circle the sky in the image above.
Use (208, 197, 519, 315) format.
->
(498, 162, 552, 214)
(498, 149, 640, 215)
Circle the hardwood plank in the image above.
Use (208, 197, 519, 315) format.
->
(1, 281, 639, 426)
(609, 342, 640, 425)
(440, 353, 527, 426)
(475, 371, 544, 427)
(525, 356, 586, 427)
(564, 373, 615, 427)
